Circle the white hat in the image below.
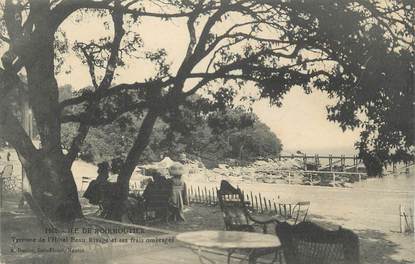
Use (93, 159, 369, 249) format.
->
(169, 163, 184, 176)
(147, 167, 168, 177)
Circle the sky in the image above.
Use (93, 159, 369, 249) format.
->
(55, 9, 361, 156)
(252, 90, 360, 155)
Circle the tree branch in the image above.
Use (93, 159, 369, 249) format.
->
(117, 108, 159, 185)
(59, 79, 171, 109)
(174, 3, 231, 88)
(98, 2, 125, 89)
(61, 101, 148, 126)
(184, 15, 197, 60)
(80, 46, 99, 89)
(65, 122, 89, 163)
(0, 58, 24, 100)
(184, 57, 332, 96)
(0, 99, 37, 162)
(4, 0, 23, 43)
(50, 0, 115, 30)
(66, 0, 125, 163)
(50, 0, 221, 31)
(356, 0, 413, 46)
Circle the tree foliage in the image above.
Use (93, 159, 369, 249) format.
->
(0, 0, 413, 221)
(61, 88, 282, 166)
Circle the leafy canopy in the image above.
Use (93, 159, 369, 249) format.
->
(0, 0, 413, 168)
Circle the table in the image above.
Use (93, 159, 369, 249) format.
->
(176, 230, 281, 264)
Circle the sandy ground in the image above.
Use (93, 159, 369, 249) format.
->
(183, 173, 415, 263)
(186, 174, 414, 232)
(2, 198, 412, 264)
(1, 151, 414, 263)
(152, 204, 415, 264)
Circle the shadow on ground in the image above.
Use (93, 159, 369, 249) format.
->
(307, 214, 414, 264)
(1, 196, 414, 264)
(155, 204, 415, 264)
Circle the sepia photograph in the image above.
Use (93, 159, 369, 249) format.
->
(0, 0, 414, 263)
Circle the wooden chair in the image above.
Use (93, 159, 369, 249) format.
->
(0, 164, 14, 191)
(1, 164, 14, 206)
(1, 164, 13, 177)
(276, 221, 360, 264)
(275, 201, 310, 225)
(217, 181, 282, 263)
(217, 180, 278, 233)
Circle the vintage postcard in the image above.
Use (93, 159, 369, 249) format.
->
(0, 0, 413, 263)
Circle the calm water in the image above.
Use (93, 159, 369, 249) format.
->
(354, 171, 415, 193)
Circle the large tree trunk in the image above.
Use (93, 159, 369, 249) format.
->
(0, 77, 83, 224)
(0, 106, 83, 223)
(109, 110, 159, 220)
(16, 6, 82, 224)
(22, 151, 82, 223)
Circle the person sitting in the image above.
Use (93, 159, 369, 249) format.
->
(83, 161, 111, 216)
(168, 163, 188, 222)
(106, 157, 124, 217)
(110, 157, 123, 176)
(142, 167, 171, 221)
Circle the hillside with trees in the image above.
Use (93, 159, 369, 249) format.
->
(60, 86, 282, 167)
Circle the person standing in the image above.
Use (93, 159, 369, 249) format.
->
(168, 163, 188, 222)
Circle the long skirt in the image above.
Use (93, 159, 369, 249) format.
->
(170, 187, 185, 221)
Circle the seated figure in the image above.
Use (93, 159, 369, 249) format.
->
(142, 167, 171, 221)
(83, 161, 114, 217)
(83, 161, 110, 206)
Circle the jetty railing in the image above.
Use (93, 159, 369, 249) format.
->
(277, 154, 362, 171)
(254, 169, 367, 186)
(277, 154, 414, 174)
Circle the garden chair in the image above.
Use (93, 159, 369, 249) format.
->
(274, 201, 310, 225)
(0, 164, 14, 191)
(0, 164, 13, 206)
(1, 164, 13, 177)
(217, 181, 282, 263)
(276, 221, 360, 264)
(217, 180, 278, 233)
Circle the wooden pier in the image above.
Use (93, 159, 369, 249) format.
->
(277, 154, 414, 173)
(277, 154, 362, 172)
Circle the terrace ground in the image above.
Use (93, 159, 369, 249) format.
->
(1, 170, 414, 264)
(1, 150, 414, 263)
